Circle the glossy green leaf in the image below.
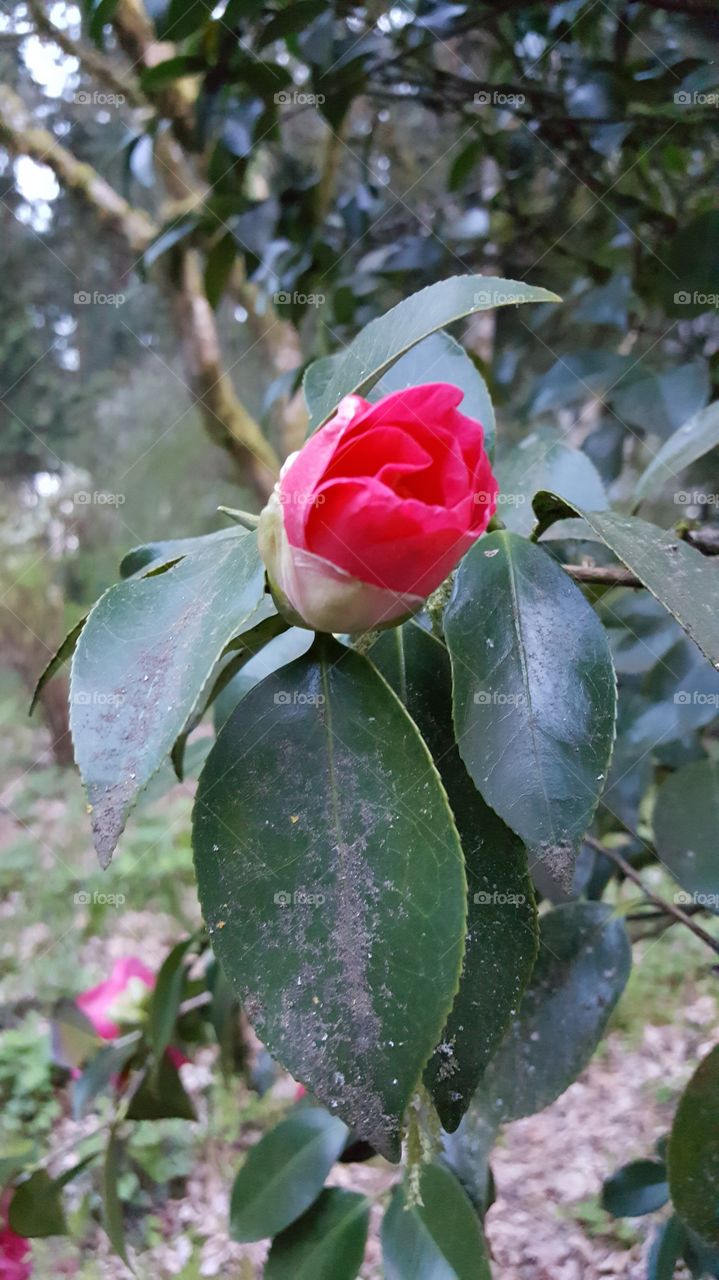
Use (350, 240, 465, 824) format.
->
(370, 621, 537, 1132)
(653, 760, 719, 915)
(119, 527, 242, 578)
(157, 0, 211, 39)
(476, 903, 631, 1123)
(445, 532, 617, 884)
(230, 1109, 349, 1242)
(496, 429, 606, 536)
(669, 1043, 719, 1248)
(533, 497, 719, 669)
(102, 1131, 130, 1268)
(72, 1036, 141, 1118)
(265, 1188, 370, 1280)
(304, 275, 559, 430)
(382, 1162, 491, 1280)
(602, 1160, 669, 1217)
(635, 399, 719, 504)
(126, 1056, 196, 1121)
(205, 231, 237, 309)
(29, 616, 86, 716)
(71, 530, 265, 866)
(648, 1216, 688, 1280)
(366, 330, 495, 459)
(8, 1170, 67, 1238)
(149, 938, 193, 1066)
(193, 637, 467, 1160)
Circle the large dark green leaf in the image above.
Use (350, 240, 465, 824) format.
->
(602, 1160, 669, 1217)
(653, 760, 719, 915)
(8, 1170, 67, 1238)
(230, 1109, 349, 1242)
(71, 530, 265, 866)
(265, 1188, 370, 1280)
(668, 1044, 719, 1248)
(193, 637, 467, 1160)
(532, 498, 719, 668)
(496, 429, 606, 536)
(476, 903, 631, 1123)
(304, 275, 559, 429)
(370, 621, 537, 1132)
(381, 1162, 491, 1280)
(634, 399, 719, 504)
(445, 532, 617, 884)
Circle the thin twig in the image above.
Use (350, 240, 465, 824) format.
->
(562, 565, 642, 587)
(585, 835, 719, 957)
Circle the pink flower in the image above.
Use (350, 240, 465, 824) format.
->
(258, 383, 497, 633)
(0, 1194, 32, 1280)
(76, 957, 155, 1039)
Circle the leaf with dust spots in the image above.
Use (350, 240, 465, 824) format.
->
(445, 531, 617, 886)
(71, 530, 265, 867)
(192, 635, 467, 1161)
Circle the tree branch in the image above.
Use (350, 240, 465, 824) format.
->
(585, 835, 719, 957)
(26, 0, 146, 109)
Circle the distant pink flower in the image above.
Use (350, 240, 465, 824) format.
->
(0, 1193, 32, 1280)
(76, 957, 155, 1039)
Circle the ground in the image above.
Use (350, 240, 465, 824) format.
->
(1, 680, 716, 1278)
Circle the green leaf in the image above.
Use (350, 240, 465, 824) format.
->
(532, 498, 719, 669)
(370, 621, 537, 1132)
(140, 56, 204, 91)
(142, 213, 198, 269)
(381, 1162, 491, 1280)
(119, 527, 243, 577)
(8, 1170, 67, 1238)
(102, 1131, 130, 1268)
(126, 1056, 196, 1121)
(653, 760, 719, 915)
(193, 636, 467, 1160)
(634, 399, 719, 504)
(205, 231, 237, 309)
(29, 616, 87, 716)
(602, 1160, 669, 1217)
(149, 938, 193, 1066)
(445, 532, 617, 884)
(648, 1216, 689, 1280)
(50, 999, 101, 1070)
(496, 428, 606, 537)
(612, 362, 710, 439)
(157, 0, 211, 39)
(476, 903, 631, 1123)
(0, 1141, 36, 1185)
(72, 1036, 141, 1117)
(304, 275, 559, 430)
(230, 1109, 349, 1242)
(71, 530, 265, 866)
(365, 330, 495, 459)
(669, 1043, 719, 1248)
(265, 1188, 370, 1280)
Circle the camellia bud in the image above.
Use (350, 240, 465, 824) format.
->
(258, 383, 498, 634)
